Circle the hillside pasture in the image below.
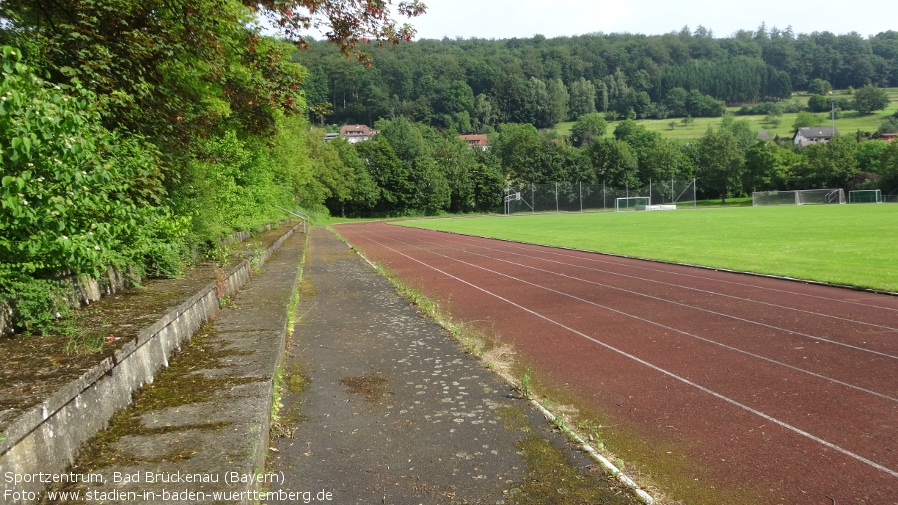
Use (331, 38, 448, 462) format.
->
(554, 87, 898, 143)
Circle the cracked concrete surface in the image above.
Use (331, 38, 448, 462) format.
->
(269, 227, 637, 504)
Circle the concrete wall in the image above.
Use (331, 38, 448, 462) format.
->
(0, 223, 301, 504)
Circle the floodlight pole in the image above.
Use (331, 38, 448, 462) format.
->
(830, 98, 836, 132)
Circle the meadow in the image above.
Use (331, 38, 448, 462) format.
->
(555, 88, 898, 143)
(398, 204, 898, 293)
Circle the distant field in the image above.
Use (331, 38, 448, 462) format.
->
(554, 87, 898, 143)
(398, 204, 898, 293)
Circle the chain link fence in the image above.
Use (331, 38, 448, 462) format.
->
(504, 180, 696, 214)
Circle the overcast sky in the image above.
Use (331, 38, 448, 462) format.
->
(405, 0, 893, 40)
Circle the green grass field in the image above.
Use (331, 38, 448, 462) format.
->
(554, 87, 898, 143)
(398, 204, 898, 293)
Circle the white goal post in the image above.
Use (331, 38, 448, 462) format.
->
(752, 189, 846, 206)
(848, 189, 883, 203)
(615, 196, 651, 211)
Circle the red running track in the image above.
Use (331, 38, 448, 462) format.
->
(336, 221, 898, 505)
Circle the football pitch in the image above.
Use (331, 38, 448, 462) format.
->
(398, 204, 898, 293)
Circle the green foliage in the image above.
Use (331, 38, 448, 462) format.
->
(296, 28, 898, 133)
(695, 126, 745, 202)
(807, 94, 834, 113)
(0, 47, 165, 277)
(0, 274, 68, 336)
(797, 135, 859, 188)
(792, 111, 825, 129)
(586, 138, 639, 189)
(569, 113, 608, 147)
(854, 140, 891, 174)
(808, 79, 833, 95)
(743, 141, 802, 192)
(852, 85, 890, 114)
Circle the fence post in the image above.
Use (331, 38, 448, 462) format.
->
(532, 183, 535, 213)
(555, 182, 559, 212)
(579, 182, 583, 213)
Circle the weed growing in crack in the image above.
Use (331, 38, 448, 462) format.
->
(519, 370, 533, 399)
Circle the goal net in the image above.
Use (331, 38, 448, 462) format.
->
(753, 189, 846, 206)
(615, 196, 650, 211)
(849, 189, 883, 203)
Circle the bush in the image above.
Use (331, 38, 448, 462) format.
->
(0, 47, 167, 278)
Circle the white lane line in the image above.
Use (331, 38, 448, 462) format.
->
(394, 228, 898, 362)
(361, 231, 898, 480)
(399, 224, 898, 313)
(434, 229, 898, 334)
(381, 230, 898, 403)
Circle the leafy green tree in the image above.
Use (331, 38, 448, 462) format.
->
(375, 117, 450, 214)
(331, 139, 379, 215)
(852, 85, 890, 114)
(570, 113, 608, 147)
(472, 94, 497, 133)
(695, 127, 745, 202)
(792, 111, 825, 129)
(492, 123, 544, 182)
(568, 78, 597, 118)
(743, 141, 801, 192)
(470, 150, 505, 213)
(586, 138, 639, 189)
(0, 47, 164, 278)
(432, 135, 477, 213)
(879, 142, 898, 194)
(663, 88, 690, 117)
(807, 94, 834, 113)
(641, 139, 693, 183)
(807, 78, 832, 95)
(796, 135, 859, 188)
(354, 138, 413, 214)
(545, 78, 570, 127)
(854, 140, 891, 174)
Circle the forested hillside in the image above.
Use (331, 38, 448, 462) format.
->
(297, 27, 898, 129)
(0, 0, 423, 334)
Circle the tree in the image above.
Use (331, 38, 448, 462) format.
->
(807, 78, 832, 95)
(256, 0, 426, 64)
(695, 127, 745, 202)
(793, 111, 824, 129)
(545, 78, 570, 127)
(854, 140, 891, 174)
(470, 151, 505, 212)
(332, 138, 379, 215)
(375, 117, 450, 214)
(641, 139, 693, 183)
(570, 113, 608, 147)
(852, 85, 890, 114)
(568, 78, 597, 118)
(586, 138, 639, 189)
(807, 94, 833, 113)
(743, 141, 801, 192)
(492, 123, 544, 182)
(879, 142, 898, 194)
(796, 135, 859, 188)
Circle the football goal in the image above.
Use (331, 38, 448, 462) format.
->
(849, 189, 883, 203)
(615, 196, 651, 211)
(753, 189, 846, 206)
